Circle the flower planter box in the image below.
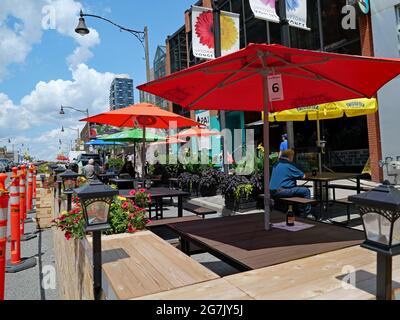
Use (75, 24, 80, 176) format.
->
(224, 194, 257, 213)
(199, 185, 217, 197)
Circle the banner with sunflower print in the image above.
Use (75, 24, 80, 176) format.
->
(192, 6, 240, 60)
(249, 0, 310, 31)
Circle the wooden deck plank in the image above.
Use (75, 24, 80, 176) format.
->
(224, 246, 400, 300)
(100, 231, 219, 299)
(133, 278, 254, 300)
(169, 212, 364, 270)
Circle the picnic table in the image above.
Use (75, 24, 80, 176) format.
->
(119, 187, 190, 220)
(96, 172, 118, 184)
(302, 172, 362, 220)
(109, 177, 135, 189)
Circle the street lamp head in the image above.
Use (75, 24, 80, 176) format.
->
(61, 126, 65, 133)
(60, 106, 65, 115)
(75, 11, 90, 36)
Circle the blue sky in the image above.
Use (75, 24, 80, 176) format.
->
(0, 0, 195, 159)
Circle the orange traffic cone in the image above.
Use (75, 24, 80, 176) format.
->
(19, 166, 36, 242)
(0, 174, 9, 300)
(32, 165, 37, 212)
(6, 168, 36, 273)
(27, 165, 33, 213)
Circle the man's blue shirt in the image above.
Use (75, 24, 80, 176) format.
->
(280, 140, 288, 151)
(269, 160, 305, 190)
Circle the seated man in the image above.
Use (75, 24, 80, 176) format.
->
(269, 149, 311, 216)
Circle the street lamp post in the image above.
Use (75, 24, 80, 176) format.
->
(60, 105, 89, 119)
(75, 10, 151, 83)
(61, 126, 80, 150)
(74, 180, 118, 300)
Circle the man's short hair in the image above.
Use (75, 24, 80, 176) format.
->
(88, 159, 95, 165)
(280, 149, 294, 160)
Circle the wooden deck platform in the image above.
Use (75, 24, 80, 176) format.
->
(98, 231, 219, 299)
(134, 246, 400, 300)
(168, 212, 365, 271)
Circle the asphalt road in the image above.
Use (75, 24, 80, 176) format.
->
(4, 172, 59, 300)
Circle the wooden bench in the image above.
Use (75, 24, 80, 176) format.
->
(181, 202, 217, 219)
(331, 197, 355, 225)
(98, 231, 219, 299)
(147, 215, 202, 228)
(147, 216, 204, 254)
(257, 194, 318, 219)
(328, 184, 373, 200)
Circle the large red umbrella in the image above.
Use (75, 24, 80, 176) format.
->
(80, 103, 202, 178)
(138, 43, 400, 230)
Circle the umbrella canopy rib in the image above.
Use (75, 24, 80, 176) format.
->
(187, 56, 259, 108)
(268, 52, 370, 98)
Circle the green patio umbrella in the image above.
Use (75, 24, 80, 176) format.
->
(102, 128, 166, 175)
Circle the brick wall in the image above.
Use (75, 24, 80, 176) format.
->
(359, 14, 384, 182)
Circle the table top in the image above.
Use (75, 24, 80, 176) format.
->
(97, 173, 118, 177)
(302, 172, 361, 182)
(109, 178, 135, 183)
(119, 187, 190, 198)
(98, 231, 219, 299)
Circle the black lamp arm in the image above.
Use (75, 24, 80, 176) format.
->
(81, 13, 145, 50)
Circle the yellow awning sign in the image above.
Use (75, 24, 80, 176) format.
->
(262, 98, 378, 122)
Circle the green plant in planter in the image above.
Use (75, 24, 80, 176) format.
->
(53, 189, 152, 240)
(234, 183, 254, 203)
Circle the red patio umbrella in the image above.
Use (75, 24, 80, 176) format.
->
(80, 103, 203, 178)
(138, 43, 400, 230)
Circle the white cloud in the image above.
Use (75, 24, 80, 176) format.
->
(0, 64, 124, 160)
(0, 0, 44, 78)
(0, 0, 100, 79)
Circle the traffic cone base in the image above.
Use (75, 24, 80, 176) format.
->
(6, 257, 37, 273)
(20, 233, 37, 242)
(24, 217, 35, 223)
(7, 231, 37, 242)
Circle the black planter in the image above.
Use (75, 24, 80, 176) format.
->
(225, 194, 257, 212)
(199, 185, 217, 197)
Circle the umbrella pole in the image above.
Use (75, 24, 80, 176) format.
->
(142, 127, 146, 180)
(134, 142, 137, 177)
(317, 114, 322, 173)
(262, 75, 271, 231)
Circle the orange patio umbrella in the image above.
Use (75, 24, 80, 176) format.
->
(80, 103, 202, 178)
(169, 127, 221, 139)
(150, 137, 186, 146)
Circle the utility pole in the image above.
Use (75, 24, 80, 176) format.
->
(213, 0, 229, 175)
(277, 0, 294, 149)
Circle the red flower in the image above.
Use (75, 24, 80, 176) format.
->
(129, 189, 136, 196)
(121, 201, 129, 209)
(146, 219, 152, 224)
(65, 231, 72, 241)
(195, 11, 214, 49)
(139, 188, 146, 193)
(127, 225, 137, 233)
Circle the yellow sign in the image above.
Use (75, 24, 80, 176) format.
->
(262, 98, 378, 122)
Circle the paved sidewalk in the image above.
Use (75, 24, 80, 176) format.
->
(4, 173, 59, 300)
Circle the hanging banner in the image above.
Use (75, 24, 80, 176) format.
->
(249, 0, 310, 31)
(192, 6, 240, 60)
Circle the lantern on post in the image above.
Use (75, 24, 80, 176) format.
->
(74, 179, 118, 300)
(59, 170, 80, 212)
(349, 181, 400, 300)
